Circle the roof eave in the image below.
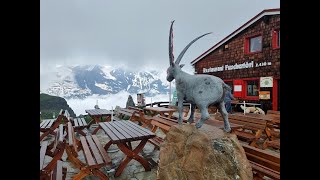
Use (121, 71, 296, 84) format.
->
(191, 8, 280, 65)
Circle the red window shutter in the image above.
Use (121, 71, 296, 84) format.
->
(272, 30, 278, 48)
(244, 38, 249, 53)
(233, 79, 244, 97)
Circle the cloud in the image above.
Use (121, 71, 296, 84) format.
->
(41, 0, 280, 76)
(67, 91, 171, 116)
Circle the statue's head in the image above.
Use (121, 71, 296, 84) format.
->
(166, 63, 185, 82)
(166, 21, 211, 82)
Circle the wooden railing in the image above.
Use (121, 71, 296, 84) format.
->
(145, 101, 190, 108)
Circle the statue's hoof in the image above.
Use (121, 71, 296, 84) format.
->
(195, 123, 202, 129)
(224, 128, 232, 133)
(188, 119, 194, 124)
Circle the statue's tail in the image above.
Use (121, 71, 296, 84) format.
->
(223, 82, 232, 92)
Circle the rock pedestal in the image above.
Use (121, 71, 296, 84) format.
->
(157, 124, 253, 180)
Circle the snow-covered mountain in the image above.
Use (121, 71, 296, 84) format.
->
(43, 65, 171, 99)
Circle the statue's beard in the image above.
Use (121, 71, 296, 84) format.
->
(167, 76, 174, 82)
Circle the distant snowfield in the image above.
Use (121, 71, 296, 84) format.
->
(67, 91, 170, 116)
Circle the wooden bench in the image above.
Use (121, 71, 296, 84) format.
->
(40, 124, 67, 180)
(40, 109, 69, 141)
(128, 106, 154, 128)
(169, 105, 190, 120)
(147, 115, 187, 149)
(148, 136, 165, 150)
(71, 117, 89, 136)
(216, 113, 267, 148)
(267, 110, 280, 115)
(262, 139, 280, 150)
(116, 108, 137, 120)
(266, 112, 280, 129)
(233, 112, 280, 139)
(263, 110, 280, 150)
(150, 115, 186, 133)
(65, 122, 112, 179)
(242, 143, 280, 180)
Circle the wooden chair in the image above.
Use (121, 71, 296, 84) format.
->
(40, 109, 69, 141)
(65, 122, 112, 180)
(242, 143, 280, 180)
(40, 124, 67, 180)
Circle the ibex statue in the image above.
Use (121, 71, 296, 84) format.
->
(166, 21, 232, 132)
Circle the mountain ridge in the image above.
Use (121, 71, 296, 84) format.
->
(40, 93, 76, 118)
(43, 65, 171, 99)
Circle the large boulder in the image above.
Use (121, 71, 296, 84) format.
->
(157, 124, 253, 180)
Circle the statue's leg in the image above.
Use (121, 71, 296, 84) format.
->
(218, 101, 232, 133)
(195, 105, 209, 129)
(177, 99, 183, 124)
(187, 103, 196, 123)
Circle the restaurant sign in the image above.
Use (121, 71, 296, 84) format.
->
(259, 91, 271, 100)
(203, 61, 272, 73)
(260, 77, 273, 87)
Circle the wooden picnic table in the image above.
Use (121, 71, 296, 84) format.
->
(85, 109, 112, 134)
(233, 112, 280, 128)
(98, 120, 155, 177)
(40, 109, 70, 141)
(232, 112, 273, 122)
(144, 107, 177, 118)
(207, 119, 244, 131)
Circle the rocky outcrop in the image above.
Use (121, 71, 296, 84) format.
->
(126, 95, 135, 108)
(40, 93, 76, 118)
(158, 124, 253, 180)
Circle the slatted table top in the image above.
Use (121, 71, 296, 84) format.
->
(231, 113, 273, 122)
(40, 119, 56, 129)
(144, 107, 177, 113)
(85, 109, 112, 116)
(73, 117, 88, 127)
(99, 120, 155, 143)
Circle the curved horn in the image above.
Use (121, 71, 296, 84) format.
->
(169, 20, 175, 66)
(175, 32, 211, 65)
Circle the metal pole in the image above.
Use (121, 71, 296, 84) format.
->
(111, 106, 113, 121)
(169, 82, 172, 104)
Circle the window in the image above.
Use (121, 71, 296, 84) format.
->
(245, 35, 262, 54)
(272, 29, 280, 48)
(246, 80, 259, 96)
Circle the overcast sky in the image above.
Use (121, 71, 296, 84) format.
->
(40, 0, 279, 79)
